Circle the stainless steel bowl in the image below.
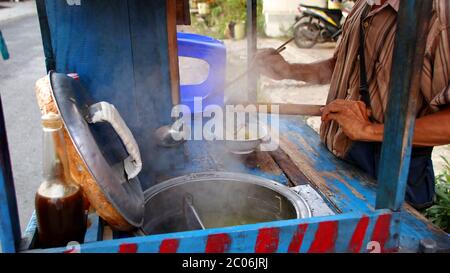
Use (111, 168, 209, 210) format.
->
(223, 121, 270, 155)
(140, 172, 311, 235)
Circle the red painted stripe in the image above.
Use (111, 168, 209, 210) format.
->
(308, 221, 338, 253)
(348, 216, 370, 253)
(371, 214, 392, 253)
(287, 224, 308, 253)
(118, 243, 138, 253)
(255, 228, 280, 253)
(159, 239, 180, 253)
(205, 233, 232, 253)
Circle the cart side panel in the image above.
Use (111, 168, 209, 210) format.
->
(0, 97, 21, 253)
(27, 211, 399, 253)
(41, 0, 183, 189)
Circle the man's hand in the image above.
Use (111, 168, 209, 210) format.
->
(252, 48, 292, 80)
(321, 99, 377, 141)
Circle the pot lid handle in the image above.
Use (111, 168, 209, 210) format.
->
(87, 101, 142, 180)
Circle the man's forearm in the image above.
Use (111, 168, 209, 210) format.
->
(287, 58, 336, 84)
(363, 107, 450, 146)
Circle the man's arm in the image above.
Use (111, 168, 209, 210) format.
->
(321, 100, 450, 147)
(288, 59, 337, 84)
(253, 49, 336, 84)
(366, 106, 450, 146)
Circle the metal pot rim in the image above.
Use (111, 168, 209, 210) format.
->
(144, 172, 312, 219)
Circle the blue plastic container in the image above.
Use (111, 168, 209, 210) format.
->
(177, 32, 226, 112)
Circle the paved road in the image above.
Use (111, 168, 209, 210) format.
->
(0, 14, 46, 232)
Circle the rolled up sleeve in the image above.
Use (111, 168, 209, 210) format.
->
(430, 85, 450, 108)
(426, 2, 450, 110)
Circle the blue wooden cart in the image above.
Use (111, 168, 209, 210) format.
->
(0, 0, 449, 253)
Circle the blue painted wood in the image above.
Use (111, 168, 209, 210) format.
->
(278, 115, 377, 213)
(376, 0, 433, 210)
(0, 96, 21, 253)
(26, 210, 397, 253)
(13, 0, 445, 255)
(84, 214, 102, 243)
(19, 115, 450, 252)
(21, 212, 105, 249)
(19, 211, 38, 251)
(35, 0, 54, 71)
(41, 0, 181, 190)
(167, 138, 290, 186)
(399, 211, 450, 252)
(276, 116, 449, 251)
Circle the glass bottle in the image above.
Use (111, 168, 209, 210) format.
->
(35, 113, 86, 248)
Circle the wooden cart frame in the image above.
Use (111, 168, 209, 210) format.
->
(0, 0, 449, 253)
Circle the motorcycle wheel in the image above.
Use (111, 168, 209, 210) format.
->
(294, 21, 320, 49)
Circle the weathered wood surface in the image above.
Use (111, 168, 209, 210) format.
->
(0, 96, 21, 253)
(277, 116, 377, 213)
(276, 115, 450, 251)
(269, 149, 310, 186)
(376, 0, 433, 211)
(20, 116, 449, 252)
(41, 0, 182, 190)
(157, 138, 290, 186)
(20, 212, 104, 251)
(167, 0, 181, 105)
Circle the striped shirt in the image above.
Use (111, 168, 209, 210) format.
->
(320, 0, 450, 158)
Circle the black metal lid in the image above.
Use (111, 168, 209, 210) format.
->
(49, 72, 144, 227)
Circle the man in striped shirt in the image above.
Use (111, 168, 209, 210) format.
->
(254, 0, 450, 209)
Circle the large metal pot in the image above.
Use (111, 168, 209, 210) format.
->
(140, 172, 311, 235)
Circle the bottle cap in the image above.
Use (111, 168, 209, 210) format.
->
(41, 112, 63, 130)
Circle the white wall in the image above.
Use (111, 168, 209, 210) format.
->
(263, 0, 327, 37)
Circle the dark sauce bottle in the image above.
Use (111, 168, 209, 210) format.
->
(35, 113, 86, 248)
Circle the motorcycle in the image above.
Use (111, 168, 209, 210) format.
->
(293, 1, 353, 48)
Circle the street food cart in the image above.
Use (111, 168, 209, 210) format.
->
(0, 0, 449, 253)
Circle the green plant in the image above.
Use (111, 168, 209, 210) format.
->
(192, 0, 265, 39)
(424, 157, 450, 233)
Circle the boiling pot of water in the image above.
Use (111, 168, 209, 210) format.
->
(139, 172, 311, 235)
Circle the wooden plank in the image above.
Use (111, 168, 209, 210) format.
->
(167, 0, 181, 105)
(24, 211, 399, 253)
(269, 149, 310, 186)
(376, 0, 433, 210)
(262, 104, 322, 116)
(0, 96, 21, 253)
(276, 115, 449, 252)
(240, 103, 323, 116)
(21, 115, 450, 252)
(36, 0, 55, 71)
(176, 0, 191, 25)
(246, 0, 257, 102)
(277, 116, 377, 213)
(399, 207, 450, 252)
